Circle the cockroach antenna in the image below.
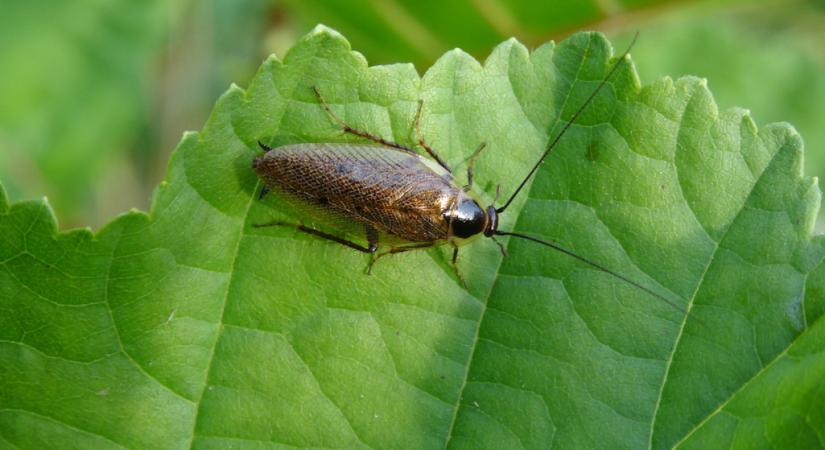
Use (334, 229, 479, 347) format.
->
(489, 32, 693, 318)
(493, 229, 687, 316)
(496, 31, 639, 214)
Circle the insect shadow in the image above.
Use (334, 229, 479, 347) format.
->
(252, 33, 686, 315)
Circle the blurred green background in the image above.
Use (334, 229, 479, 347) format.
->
(1, 0, 823, 230)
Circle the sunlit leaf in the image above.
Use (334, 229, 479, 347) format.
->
(1, 26, 823, 449)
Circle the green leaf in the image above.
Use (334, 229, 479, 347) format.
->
(626, 13, 825, 229)
(2, 26, 824, 449)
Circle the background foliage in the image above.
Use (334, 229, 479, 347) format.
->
(0, 0, 823, 229)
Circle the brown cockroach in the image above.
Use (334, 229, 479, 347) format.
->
(252, 34, 680, 310)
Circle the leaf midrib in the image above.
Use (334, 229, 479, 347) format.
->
(441, 33, 595, 450)
(185, 178, 259, 449)
(185, 41, 342, 447)
(650, 113, 803, 449)
(670, 319, 807, 448)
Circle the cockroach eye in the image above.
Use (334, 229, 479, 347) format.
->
(450, 198, 486, 239)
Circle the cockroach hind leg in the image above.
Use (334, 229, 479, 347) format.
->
(365, 248, 398, 275)
(364, 226, 380, 274)
(254, 221, 378, 258)
(365, 249, 395, 275)
(252, 219, 288, 229)
(365, 253, 381, 275)
(366, 242, 435, 275)
(310, 86, 353, 135)
(258, 185, 270, 200)
(311, 86, 344, 126)
(311, 86, 419, 156)
(414, 99, 452, 173)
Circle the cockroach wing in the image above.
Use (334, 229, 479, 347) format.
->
(253, 143, 459, 244)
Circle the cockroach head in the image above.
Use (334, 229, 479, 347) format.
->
(483, 205, 498, 237)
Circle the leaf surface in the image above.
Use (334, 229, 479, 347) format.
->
(1, 27, 824, 450)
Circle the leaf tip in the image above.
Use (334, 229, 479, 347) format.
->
(502, 36, 520, 46)
(289, 24, 365, 68)
(227, 83, 244, 96)
(622, 53, 633, 65)
(767, 121, 805, 152)
(307, 23, 346, 43)
(491, 36, 530, 60)
(37, 195, 60, 234)
(450, 47, 480, 66)
(128, 206, 148, 217)
(262, 53, 280, 66)
(181, 130, 199, 141)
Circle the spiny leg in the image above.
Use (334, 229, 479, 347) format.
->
(367, 242, 434, 274)
(465, 142, 487, 187)
(414, 99, 452, 173)
(364, 225, 380, 273)
(255, 142, 273, 200)
(256, 142, 272, 201)
(311, 86, 418, 156)
(490, 236, 508, 257)
(254, 221, 378, 255)
(369, 242, 467, 289)
(451, 247, 467, 288)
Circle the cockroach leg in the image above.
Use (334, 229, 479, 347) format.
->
(311, 86, 418, 156)
(254, 221, 378, 255)
(465, 142, 487, 188)
(490, 236, 508, 257)
(366, 225, 379, 251)
(258, 185, 270, 200)
(414, 99, 452, 173)
(451, 247, 467, 288)
(367, 242, 434, 274)
(257, 141, 273, 152)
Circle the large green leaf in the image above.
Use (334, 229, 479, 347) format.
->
(2, 26, 824, 449)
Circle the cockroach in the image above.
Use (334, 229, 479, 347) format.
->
(252, 34, 681, 311)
